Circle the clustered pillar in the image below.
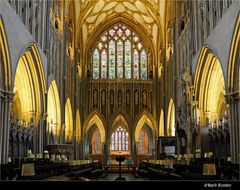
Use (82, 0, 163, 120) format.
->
(0, 90, 13, 164)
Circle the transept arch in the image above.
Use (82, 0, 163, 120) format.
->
(167, 99, 175, 136)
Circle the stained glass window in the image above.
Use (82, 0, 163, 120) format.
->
(111, 126, 129, 151)
(133, 49, 139, 79)
(109, 40, 115, 79)
(101, 49, 107, 79)
(92, 23, 148, 80)
(117, 41, 123, 78)
(125, 40, 131, 79)
(93, 49, 99, 79)
(140, 49, 148, 80)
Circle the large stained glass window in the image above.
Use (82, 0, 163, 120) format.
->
(101, 49, 107, 79)
(140, 49, 148, 80)
(92, 23, 148, 80)
(133, 49, 139, 79)
(125, 40, 131, 79)
(109, 40, 115, 79)
(111, 126, 129, 151)
(117, 41, 123, 79)
(93, 49, 100, 79)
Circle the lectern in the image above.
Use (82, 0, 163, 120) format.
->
(115, 155, 126, 181)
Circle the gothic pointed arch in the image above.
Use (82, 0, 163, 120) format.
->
(134, 111, 156, 143)
(47, 80, 61, 142)
(110, 114, 130, 154)
(0, 17, 11, 91)
(228, 15, 240, 93)
(65, 98, 73, 142)
(109, 111, 130, 130)
(134, 111, 156, 155)
(194, 47, 226, 124)
(12, 44, 46, 125)
(76, 0, 164, 51)
(84, 111, 106, 143)
(227, 15, 240, 164)
(84, 16, 156, 81)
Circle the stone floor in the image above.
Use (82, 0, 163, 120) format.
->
(45, 172, 149, 181)
(94, 172, 149, 181)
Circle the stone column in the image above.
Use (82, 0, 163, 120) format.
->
(225, 92, 239, 164)
(0, 90, 14, 164)
(134, 142, 139, 165)
(0, 90, 4, 164)
(105, 137, 110, 161)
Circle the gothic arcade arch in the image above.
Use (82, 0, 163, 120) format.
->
(134, 112, 156, 154)
(84, 112, 106, 155)
(109, 114, 130, 154)
(65, 98, 73, 142)
(194, 47, 227, 125)
(12, 44, 46, 126)
(0, 17, 11, 91)
(47, 80, 61, 143)
(228, 15, 240, 93)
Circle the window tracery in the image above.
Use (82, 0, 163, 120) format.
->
(111, 126, 129, 151)
(92, 23, 148, 80)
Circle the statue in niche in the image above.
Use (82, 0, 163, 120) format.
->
(101, 90, 106, 106)
(126, 90, 130, 106)
(135, 91, 139, 106)
(143, 90, 147, 107)
(110, 90, 114, 106)
(93, 90, 98, 107)
(118, 90, 122, 107)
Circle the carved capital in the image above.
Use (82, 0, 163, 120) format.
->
(225, 91, 239, 104)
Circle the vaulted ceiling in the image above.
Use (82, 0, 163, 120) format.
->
(65, 0, 173, 52)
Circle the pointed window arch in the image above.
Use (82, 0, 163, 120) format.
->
(101, 49, 107, 79)
(93, 49, 100, 79)
(111, 126, 129, 151)
(92, 23, 148, 80)
(140, 49, 148, 79)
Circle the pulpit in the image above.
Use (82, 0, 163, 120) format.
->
(115, 155, 126, 181)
